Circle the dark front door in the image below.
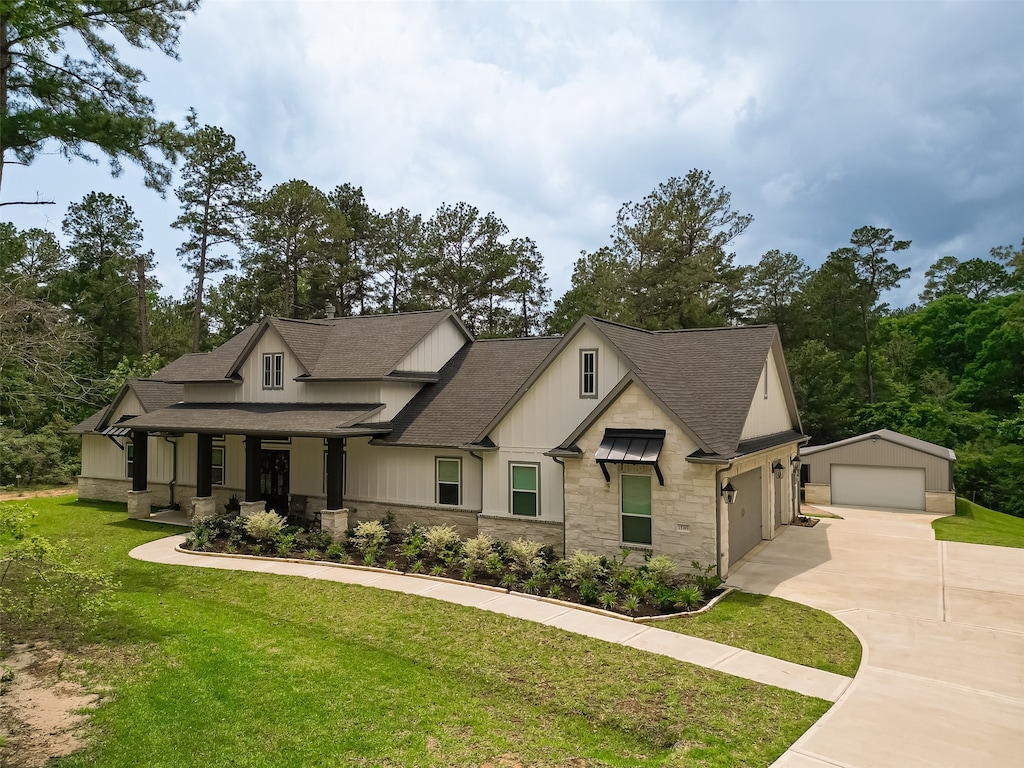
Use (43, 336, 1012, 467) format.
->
(260, 450, 290, 515)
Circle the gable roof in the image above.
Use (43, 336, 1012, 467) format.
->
(801, 429, 956, 461)
(71, 378, 184, 434)
(481, 316, 801, 459)
(378, 336, 560, 448)
(157, 310, 470, 383)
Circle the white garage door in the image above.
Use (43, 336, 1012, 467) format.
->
(831, 465, 926, 510)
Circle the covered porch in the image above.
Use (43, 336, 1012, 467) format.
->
(121, 402, 391, 525)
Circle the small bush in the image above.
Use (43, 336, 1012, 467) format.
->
(507, 538, 545, 577)
(400, 526, 426, 559)
(307, 529, 333, 550)
(423, 525, 463, 560)
(245, 511, 285, 542)
(276, 534, 296, 557)
(304, 548, 321, 560)
(385, 559, 398, 571)
(578, 579, 599, 604)
(547, 583, 563, 600)
(500, 572, 517, 590)
(688, 561, 722, 592)
(410, 559, 424, 574)
(325, 543, 345, 560)
(463, 534, 495, 567)
(251, 543, 264, 556)
(483, 552, 504, 576)
(598, 591, 618, 610)
(645, 555, 678, 586)
(521, 574, 544, 595)
(565, 550, 605, 585)
(622, 594, 641, 614)
(351, 520, 389, 561)
(674, 585, 704, 611)
(430, 564, 445, 577)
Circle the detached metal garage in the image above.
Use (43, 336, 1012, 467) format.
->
(801, 429, 955, 514)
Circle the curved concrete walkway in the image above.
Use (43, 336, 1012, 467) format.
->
(728, 505, 1024, 768)
(130, 534, 849, 702)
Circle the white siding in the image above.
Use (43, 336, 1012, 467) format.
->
(185, 383, 239, 402)
(741, 349, 795, 440)
(396, 317, 466, 372)
(377, 381, 422, 421)
(81, 435, 128, 479)
(298, 381, 380, 404)
(493, 326, 629, 450)
(237, 326, 305, 402)
(482, 449, 564, 522)
(346, 438, 482, 510)
(111, 389, 143, 420)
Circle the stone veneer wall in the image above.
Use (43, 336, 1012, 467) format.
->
(477, 515, 565, 555)
(562, 385, 719, 566)
(77, 476, 246, 513)
(925, 491, 956, 515)
(803, 483, 831, 505)
(345, 498, 479, 538)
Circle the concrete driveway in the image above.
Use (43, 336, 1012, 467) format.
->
(728, 505, 1024, 768)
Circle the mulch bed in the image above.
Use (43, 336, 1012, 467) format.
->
(790, 516, 820, 528)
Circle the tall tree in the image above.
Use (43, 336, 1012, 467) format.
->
(0, 1, 201, 199)
(371, 207, 424, 313)
(173, 112, 260, 351)
(62, 192, 147, 370)
(547, 247, 629, 334)
(740, 250, 810, 343)
(507, 237, 550, 336)
(244, 180, 330, 319)
(921, 255, 1011, 303)
(319, 183, 369, 317)
(831, 226, 911, 402)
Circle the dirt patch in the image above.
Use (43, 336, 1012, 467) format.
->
(0, 488, 75, 502)
(800, 504, 844, 519)
(0, 644, 98, 767)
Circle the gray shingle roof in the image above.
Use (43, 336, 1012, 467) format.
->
(121, 403, 388, 439)
(379, 336, 560, 447)
(156, 323, 261, 382)
(70, 379, 184, 434)
(591, 319, 782, 456)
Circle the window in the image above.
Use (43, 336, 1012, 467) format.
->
(126, 442, 134, 479)
(436, 457, 461, 506)
(211, 446, 225, 486)
(621, 474, 652, 546)
(262, 353, 284, 389)
(580, 349, 597, 398)
(510, 463, 539, 517)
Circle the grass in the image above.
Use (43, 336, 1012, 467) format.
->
(4, 496, 831, 768)
(655, 592, 861, 678)
(932, 497, 1024, 549)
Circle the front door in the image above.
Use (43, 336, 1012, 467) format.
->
(260, 450, 290, 515)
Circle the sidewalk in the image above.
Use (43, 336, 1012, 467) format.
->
(130, 534, 850, 702)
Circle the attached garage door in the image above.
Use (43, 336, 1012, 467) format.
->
(831, 465, 926, 510)
(729, 468, 763, 566)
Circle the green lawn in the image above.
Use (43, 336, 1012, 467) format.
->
(932, 497, 1024, 548)
(4, 496, 830, 768)
(655, 592, 861, 678)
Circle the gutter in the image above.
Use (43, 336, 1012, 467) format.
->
(551, 456, 567, 557)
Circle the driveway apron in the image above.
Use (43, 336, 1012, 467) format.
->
(728, 506, 1024, 768)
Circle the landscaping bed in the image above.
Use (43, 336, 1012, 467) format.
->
(183, 511, 725, 618)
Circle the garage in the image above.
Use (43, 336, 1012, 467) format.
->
(831, 464, 926, 510)
(800, 429, 956, 514)
(729, 467, 763, 565)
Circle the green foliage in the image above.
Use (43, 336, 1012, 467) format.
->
(0, 502, 114, 645)
(674, 585, 705, 612)
(275, 534, 296, 558)
(324, 543, 345, 560)
(506, 538, 545, 577)
(243, 511, 285, 542)
(351, 520, 389, 564)
(644, 555, 678, 586)
(564, 550, 606, 586)
(421, 525, 462, 560)
(462, 534, 495, 568)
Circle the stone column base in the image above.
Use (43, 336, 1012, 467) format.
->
(239, 500, 266, 518)
(127, 490, 153, 520)
(320, 508, 350, 542)
(190, 496, 217, 521)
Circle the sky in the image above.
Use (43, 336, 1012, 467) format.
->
(4, 0, 1024, 309)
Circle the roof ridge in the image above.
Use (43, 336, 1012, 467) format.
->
(588, 317, 657, 334)
(653, 324, 774, 334)
(474, 336, 561, 343)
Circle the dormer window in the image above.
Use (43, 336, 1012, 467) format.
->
(263, 353, 284, 389)
(580, 349, 598, 398)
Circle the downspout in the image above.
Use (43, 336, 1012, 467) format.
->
(468, 450, 484, 516)
(164, 436, 178, 509)
(552, 456, 567, 557)
(715, 462, 734, 582)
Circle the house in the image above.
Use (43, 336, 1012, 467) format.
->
(800, 429, 956, 514)
(73, 310, 806, 576)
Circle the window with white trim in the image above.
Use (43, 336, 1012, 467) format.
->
(621, 474, 652, 546)
(580, 349, 597, 398)
(510, 463, 539, 517)
(436, 457, 461, 506)
(262, 353, 284, 389)
(211, 446, 225, 486)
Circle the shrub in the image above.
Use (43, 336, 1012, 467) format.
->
(423, 525, 462, 560)
(565, 550, 605, 585)
(500, 572, 517, 590)
(688, 561, 722, 592)
(307, 529, 333, 550)
(410, 559, 424, 574)
(276, 534, 296, 557)
(577, 580, 599, 605)
(251, 544, 263, 556)
(622, 594, 641, 614)
(674, 585, 704, 611)
(463, 534, 495, 567)
(483, 552, 504, 576)
(385, 559, 398, 571)
(400, 526, 426, 559)
(598, 591, 618, 610)
(380, 510, 397, 531)
(325, 543, 345, 560)
(521, 574, 544, 595)
(507, 538, 545, 577)
(547, 583, 563, 600)
(645, 555, 678, 586)
(245, 511, 285, 542)
(304, 548, 321, 560)
(430, 564, 445, 577)
(351, 520, 389, 556)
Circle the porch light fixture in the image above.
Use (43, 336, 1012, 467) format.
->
(721, 480, 738, 505)
(790, 455, 801, 466)
(772, 460, 784, 479)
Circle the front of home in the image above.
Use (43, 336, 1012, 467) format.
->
(74, 310, 806, 577)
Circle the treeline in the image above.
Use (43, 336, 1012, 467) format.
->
(3, 161, 1023, 516)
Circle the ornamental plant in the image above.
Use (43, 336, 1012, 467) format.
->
(244, 511, 285, 542)
(351, 520, 389, 563)
(565, 550, 605, 586)
(422, 525, 462, 562)
(507, 538, 545, 577)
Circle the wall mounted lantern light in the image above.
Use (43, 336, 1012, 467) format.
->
(772, 460, 784, 479)
(721, 480, 738, 505)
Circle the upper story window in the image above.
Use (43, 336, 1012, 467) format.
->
(580, 349, 598, 398)
(436, 457, 461, 506)
(263, 353, 284, 389)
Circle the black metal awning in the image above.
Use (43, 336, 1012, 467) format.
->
(595, 429, 666, 485)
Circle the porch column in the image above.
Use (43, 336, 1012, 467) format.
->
(127, 430, 151, 519)
(244, 435, 262, 503)
(326, 438, 345, 510)
(196, 433, 213, 498)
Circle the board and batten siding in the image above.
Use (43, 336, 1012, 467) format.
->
(803, 439, 952, 492)
(236, 326, 304, 402)
(395, 317, 466, 372)
(345, 438, 482, 511)
(480, 449, 562, 522)
(741, 349, 795, 440)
